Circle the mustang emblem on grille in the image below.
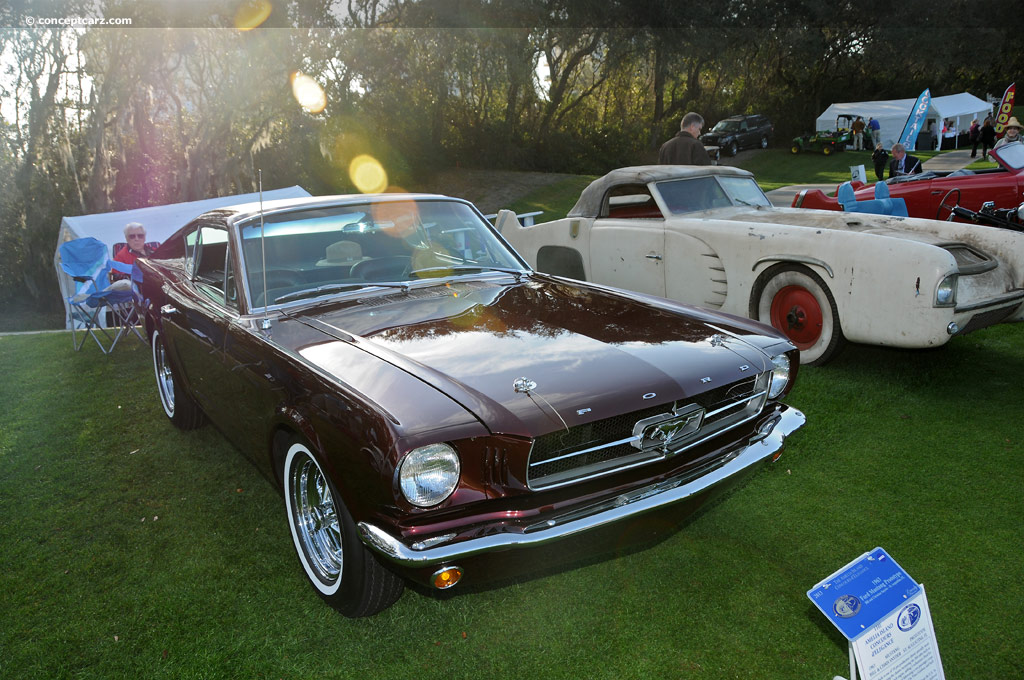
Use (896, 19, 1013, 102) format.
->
(631, 404, 705, 453)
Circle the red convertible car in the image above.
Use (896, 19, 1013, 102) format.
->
(135, 193, 804, 617)
(792, 141, 1024, 221)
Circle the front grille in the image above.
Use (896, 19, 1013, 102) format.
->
(527, 374, 769, 490)
(957, 305, 1019, 335)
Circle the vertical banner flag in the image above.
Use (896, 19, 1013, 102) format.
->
(994, 83, 1016, 136)
(899, 89, 931, 151)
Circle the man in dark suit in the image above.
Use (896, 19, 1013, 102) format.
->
(888, 143, 922, 178)
(659, 112, 712, 165)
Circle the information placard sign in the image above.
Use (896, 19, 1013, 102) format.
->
(807, 547, 920, 640)
(852, 585, 944, 680)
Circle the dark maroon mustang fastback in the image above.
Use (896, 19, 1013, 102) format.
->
(136, 193, 804, 617)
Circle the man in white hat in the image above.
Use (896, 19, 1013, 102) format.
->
(993, 116, 1022, 149)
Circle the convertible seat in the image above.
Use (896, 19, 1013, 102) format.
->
(872, 182, 909, 216)
(836, 181, 908, 217)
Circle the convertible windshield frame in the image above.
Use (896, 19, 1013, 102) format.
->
(653, 175, 771, 214)
(992, 141, 1024, 170)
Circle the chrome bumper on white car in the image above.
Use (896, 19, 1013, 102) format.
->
(358, 405, 805, 567)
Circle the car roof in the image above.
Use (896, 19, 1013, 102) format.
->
(567, 165, 754, 218)
(194, 192, 463, 226)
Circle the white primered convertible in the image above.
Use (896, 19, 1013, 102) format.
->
(496, 166, 1024, 364)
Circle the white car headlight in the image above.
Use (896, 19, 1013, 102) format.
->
(768, 353, 791, 399)
(935, 274, 957, 307)
(399, 443, 460, 507)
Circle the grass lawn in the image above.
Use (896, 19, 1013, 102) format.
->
(0, 297, 67, 334)
(4, 154, 1023, 678)
(965, 156, 1001, 171)
(2, 323, 1022, 679)
(736, 148, 943, 192)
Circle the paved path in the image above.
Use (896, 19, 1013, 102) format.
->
(765, 149, 978, 207)
(920, 149, 975, 172)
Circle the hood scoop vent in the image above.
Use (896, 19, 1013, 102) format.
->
(938, 242, 996, 275)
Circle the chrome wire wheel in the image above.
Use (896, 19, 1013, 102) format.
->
(152, 330, 175, 417)
(285, 444, 343, 593)
(280, 438, 405, 616)
(150, 328, 204, 429)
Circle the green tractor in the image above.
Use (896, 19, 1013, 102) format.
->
(791, 114, 870, 155)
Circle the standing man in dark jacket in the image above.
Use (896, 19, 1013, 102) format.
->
(659, 112, 711, 165)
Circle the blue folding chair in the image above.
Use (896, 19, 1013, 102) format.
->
(59, 237, 144, 354)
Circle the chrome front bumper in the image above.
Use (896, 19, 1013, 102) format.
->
(358, 405, 805, 568)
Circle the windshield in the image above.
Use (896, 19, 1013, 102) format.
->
(655, 175, 769, 213)
(719, 176, 772, 206)
(993, 141, 1024, 170)
(239, 199, 525, 307)
(712, 120, 741, 133)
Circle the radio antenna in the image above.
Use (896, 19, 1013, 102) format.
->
(259, 169, 271, 330)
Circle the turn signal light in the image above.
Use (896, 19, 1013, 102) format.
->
(432, 566, 463, 590)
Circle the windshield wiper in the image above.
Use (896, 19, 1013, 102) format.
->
(273, 281, 409, 304)
(408, 265, 526, 280)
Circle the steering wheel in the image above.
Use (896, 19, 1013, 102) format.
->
(936, 188, 961, 221)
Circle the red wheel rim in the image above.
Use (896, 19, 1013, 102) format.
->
(770, 285, 823, 349)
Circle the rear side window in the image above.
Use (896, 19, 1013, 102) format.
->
(190, 225, 237, 310)
(153, 233, 186, 259)
(603, 184, 663, 219)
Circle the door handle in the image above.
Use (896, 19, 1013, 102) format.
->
(161, 304, 177, 315)
(646, 254, 663, 260)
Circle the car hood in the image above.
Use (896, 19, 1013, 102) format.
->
(281, 276, 781, 439)
(702, 205, 967, 246)
(701, 132, 733, 143)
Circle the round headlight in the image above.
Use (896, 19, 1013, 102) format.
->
(399, 443, 460, 507)
(768, 353, 791, 399)
(935, 274, 957, 307)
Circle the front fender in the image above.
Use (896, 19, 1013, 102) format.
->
(676, 215, 960, 347)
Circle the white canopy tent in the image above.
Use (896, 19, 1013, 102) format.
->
(815, 92, 992, 150)
(54, 186, 311, 328)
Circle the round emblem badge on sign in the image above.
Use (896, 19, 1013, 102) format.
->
(897, 603, 922, 631)
(833, 594, 862, 618)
